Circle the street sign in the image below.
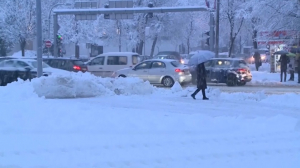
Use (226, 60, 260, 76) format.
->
(109, 0, 134, 19)
(45, 40, 52, 48)
(75, 1, 98, 20)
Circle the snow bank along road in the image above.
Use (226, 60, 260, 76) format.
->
(1, 74, 300, 168)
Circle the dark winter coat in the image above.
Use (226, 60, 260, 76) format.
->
(196, 63, 207, 89)
(279, 54, 290, 70)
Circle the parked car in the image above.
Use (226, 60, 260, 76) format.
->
(43, 58, 87, 72)
(190, 58, 252, 86)
(85, 52, 140, 77)
(112, 59, 192, 87)
(153, 51, 184, 64)
(0, 59, 69, 86)
(0, 57, 14, 62)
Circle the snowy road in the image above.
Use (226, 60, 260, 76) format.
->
(209, 85, 300, 94)
(180, 83, 300, 94)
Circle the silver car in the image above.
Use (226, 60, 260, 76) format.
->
(112, 59, 192, 87)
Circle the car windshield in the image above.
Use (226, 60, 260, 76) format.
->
(214, 60, 233, 68)
(154, 55, 169, 59)
(171, 61, 181, 67)
(29, 61, 50, 68)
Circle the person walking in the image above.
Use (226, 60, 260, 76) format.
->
(253, 51, 262, 71)
(191, 63, 209, 100)
(288, 56, 295, 81)
(278, 54, 290, 82)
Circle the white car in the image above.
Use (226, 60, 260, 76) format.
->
(0, 59, 69, 76)
(112, 59, 192, 87)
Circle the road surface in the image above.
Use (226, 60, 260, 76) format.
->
(182, 83, 300, 94)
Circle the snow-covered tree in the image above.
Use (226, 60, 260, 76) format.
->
(221, 0, 245, 57)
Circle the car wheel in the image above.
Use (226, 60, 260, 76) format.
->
(119, 75, 126, 78)
(162, 76, 174, 87)
(226, 74, 237, 87)
(237, 81, 246, 86)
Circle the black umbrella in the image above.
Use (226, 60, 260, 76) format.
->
(274, 50, 289, 55)
(290, 47, 300, 54)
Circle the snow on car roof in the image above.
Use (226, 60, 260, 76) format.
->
(98, 52, 139, 56)
(211, 58, 244, 61)
(145, 59, 179, 62)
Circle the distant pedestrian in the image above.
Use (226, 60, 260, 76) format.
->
(253, 51, 261, 71)
(278, 54, 290, 82)
(297, 56, 300, 84)
(288, 57, 295, 81)
(191, 63, 209, 100)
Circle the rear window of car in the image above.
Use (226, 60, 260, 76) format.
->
(73, 60, 84, 65)
(107, 56, 127, 65)
(171, 61, 181, 67)
(234, 60, 248, 68)
(155, 55, 178, 60)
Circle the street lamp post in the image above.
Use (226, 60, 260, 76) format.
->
(48, 3, 72, 39)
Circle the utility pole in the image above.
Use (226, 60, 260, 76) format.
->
(209, 12, 215, 52)
(36, 0, 43, 77)
(215, 0, 220, 58)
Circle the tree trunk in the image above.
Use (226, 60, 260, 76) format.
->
(252, 29, 258, 49)
(0, 39, 6, 56)
(228, 37, 236, 57)
(187, 38, 190, 55)
(150, 35, 158, 57)
(137, 40, 144, 55)
(20, 38, 26, 57)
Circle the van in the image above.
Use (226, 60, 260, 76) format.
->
(86, 52, 140, 77)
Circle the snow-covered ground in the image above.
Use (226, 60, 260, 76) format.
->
(1, 73, 300, 168)
(248, 63, 299, 86)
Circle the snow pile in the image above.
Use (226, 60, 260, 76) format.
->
(171, 82, 183, 92)
(112, 77, 154, 95)
(31, 73, 155, 98)
(0, 79, 37, 101)
(32, 73, 110, 98)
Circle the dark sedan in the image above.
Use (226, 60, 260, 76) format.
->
(43, 58, 87, 72)
(190, 58, 252, 86)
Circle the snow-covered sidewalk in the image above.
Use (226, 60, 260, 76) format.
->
(248, 63, 299, 86)
(0, 73, 300, 168)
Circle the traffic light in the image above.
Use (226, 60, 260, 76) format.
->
(57, 34, 63, 44)
(104, 3, 110, 19)
(57, 34, 63, 57)
(148, 2, 153, 18)
(205, 31, 209, 46)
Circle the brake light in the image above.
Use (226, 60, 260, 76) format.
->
(73, 65, 81, 70)
(237, 68, 246, 72)
(175, 69, 183, 72)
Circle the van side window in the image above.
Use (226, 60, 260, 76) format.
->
(91, 57, 104, 65)
(107, 56, 127, 65)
